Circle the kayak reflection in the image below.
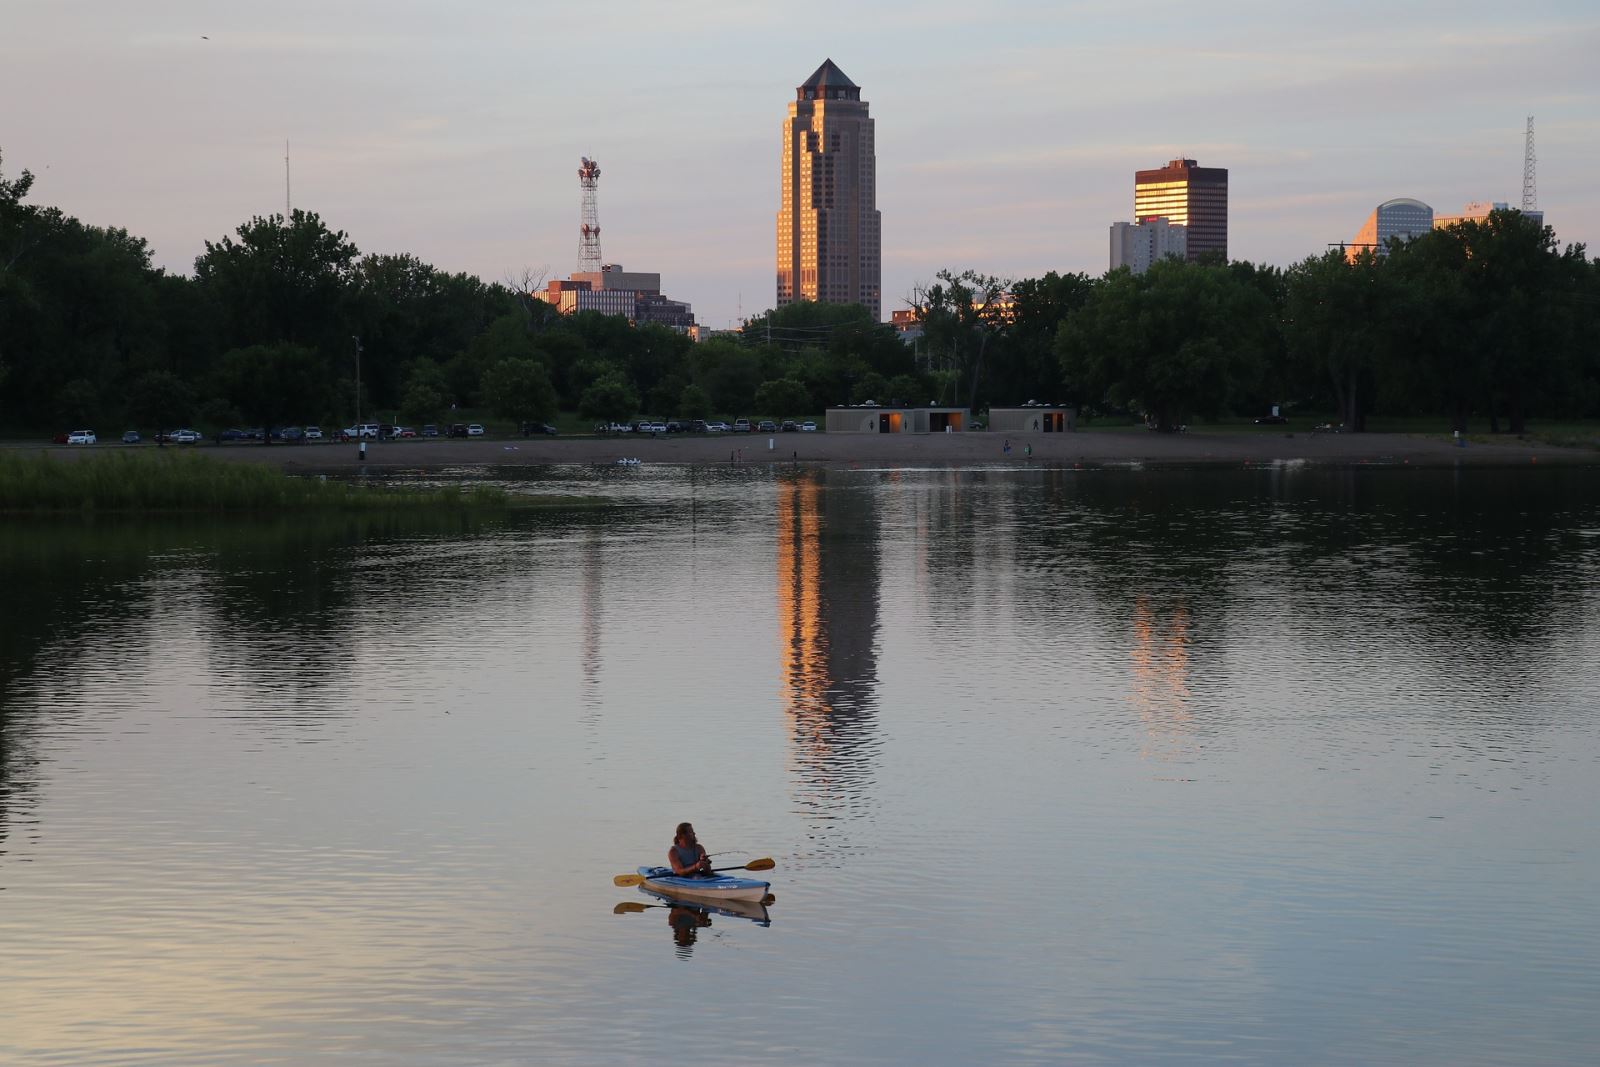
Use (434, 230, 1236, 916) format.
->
(611, 887, 773, 958)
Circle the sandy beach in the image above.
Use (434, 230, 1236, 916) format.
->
(26, 428, 1596, 471)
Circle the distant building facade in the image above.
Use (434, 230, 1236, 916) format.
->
(538, 264, 694, 331)
(776, 59, 882, 318)
(1434, 200, 1545, 231)
(1346, 198, 1433, 260)
(1110, 218, 1188, 274)
(1134, 158, 1228, 262)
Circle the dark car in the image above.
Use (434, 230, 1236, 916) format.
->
(520, 421, 558, 436)
(280, 426, 306, 442)
(1253, 415, 1288, 425)
(780, 420, 798, 432)
(121, 430, 141, 444)
(447, 423, 470, 438)
(220, 428, 248, 442)
(421, 424, 439, 437)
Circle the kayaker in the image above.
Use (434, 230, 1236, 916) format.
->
(668, 822, 712, 877)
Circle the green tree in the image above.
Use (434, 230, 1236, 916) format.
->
(399, 358, 451, 423)
(194, 210, 359, 354)
(482, 357, 557, 427)
(216, 343, 327, 444)
(578, 372, 639, 425)
(753, 378, 812, 418)
(678, 383, 712, 420)
(1058, 260, 1274, 432)
(128, 370, 195, 442)
(918, 269, 1012, 411)
(1284, 250, 1396, 431)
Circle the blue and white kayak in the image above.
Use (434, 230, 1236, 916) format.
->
(640, 886, 772, 925)
(636, 866, 771, 903)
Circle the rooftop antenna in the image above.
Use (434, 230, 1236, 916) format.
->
(285, 139, 292, 219)
(577, 156, 602, 272)
(1521, 116, 1537, 212)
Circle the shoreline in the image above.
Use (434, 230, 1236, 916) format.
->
(17, 430, 1597, 471)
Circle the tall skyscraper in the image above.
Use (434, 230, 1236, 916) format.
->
(1346, 198, 1433, 261)
(1134, 158, 1228, 262)
(776, 59, 881, 318)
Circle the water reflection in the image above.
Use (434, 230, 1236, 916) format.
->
(1128, 597, 1195, 762)
(775, 473, 881, 827)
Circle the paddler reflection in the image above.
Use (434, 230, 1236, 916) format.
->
(668, 903, 714, 957)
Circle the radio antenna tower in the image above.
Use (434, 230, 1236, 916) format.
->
(285, 140, 292, 219)
(577, 157, 603, 272)
(1521, 116, 1537, 212)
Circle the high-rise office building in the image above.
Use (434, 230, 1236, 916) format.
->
(776, 59, 881, 318)
(1134, 158, 1228, 262)
(1345, 198, 1433, 261)
(1110, 218, 1187, 274)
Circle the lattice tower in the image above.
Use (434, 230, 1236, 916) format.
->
(1522, 116, 1537, 212)
(578, 157, 602, 272)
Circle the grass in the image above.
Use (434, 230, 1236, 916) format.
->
(0, 450, 524, 513)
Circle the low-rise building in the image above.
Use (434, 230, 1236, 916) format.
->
(824, 406, 968, 433)
(987, 405, 1076, 433)
(537, 263, 695, 331)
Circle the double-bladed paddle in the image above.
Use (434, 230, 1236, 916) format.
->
(612, 857, 775, 887)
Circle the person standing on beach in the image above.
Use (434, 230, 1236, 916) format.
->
(1003, 438, 1012, 455)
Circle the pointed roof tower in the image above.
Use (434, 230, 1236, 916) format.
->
(798, 59, 860, 101)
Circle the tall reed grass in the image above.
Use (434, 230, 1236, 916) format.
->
(0, 451, 515, 512)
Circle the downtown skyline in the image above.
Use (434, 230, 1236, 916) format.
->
(4, 1, 1597, 329)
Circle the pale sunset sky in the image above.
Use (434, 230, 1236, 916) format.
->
(4, 0, 1596, 327)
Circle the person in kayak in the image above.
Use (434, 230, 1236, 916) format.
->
(669, 822, 712, 877)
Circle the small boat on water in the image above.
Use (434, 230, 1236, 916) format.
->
(635, 865, 770, 903)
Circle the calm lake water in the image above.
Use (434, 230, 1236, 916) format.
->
(3, 463, 1598, 1066)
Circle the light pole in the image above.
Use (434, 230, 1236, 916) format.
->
(352, 336, 365, 460)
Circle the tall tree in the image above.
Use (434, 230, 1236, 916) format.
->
(1058, 260, 1274, 431)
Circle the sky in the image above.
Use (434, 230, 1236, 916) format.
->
(4, 0, 1597, 328)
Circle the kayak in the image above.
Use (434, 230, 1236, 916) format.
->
(640, 886, 772, 925)
(635, 865, 771, 903)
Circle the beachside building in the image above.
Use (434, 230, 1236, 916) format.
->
(986, 405, 1076, 433)
(824, 405, 968, 434)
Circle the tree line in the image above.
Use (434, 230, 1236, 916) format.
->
(3, 148, 1596, 437)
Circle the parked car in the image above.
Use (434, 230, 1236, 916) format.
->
(280, 426, 306, 442)
(706, 421, 729, 432)
(757, 420, 777, 433)
(1253, 415, 1288, 425)
(665, 421, 685, 434)
(466, 423, 486, 437)
(171, 429, 202, 444)
(421, 424, 439, 438)
(67, 429, 97, 445)
(220, 428, 247, 442)
(800, 421, 817, 432)
(121, 430, 141, 444)
(448, 423, 469, 438)
(644, 422, 668, 434)
(304, 426, 324, 440)
(780, 421, 797, 432)
(521, 421, 558, 436)
(396, 427, 416, 438)
(733, 419, 752, 433)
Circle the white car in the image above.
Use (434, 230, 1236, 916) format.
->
(466, 424, 486, 437)
(645, 422, 668, 434)
(304, 427, 324, 440)
(800, 421, 817, 432)
(171, 429, 201, 443)
(67, 429, 97, 445)
(705, 421, 727, 433)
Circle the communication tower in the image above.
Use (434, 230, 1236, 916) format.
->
(578, 156, 603, 272)
(1522, 116, 1537, 212)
